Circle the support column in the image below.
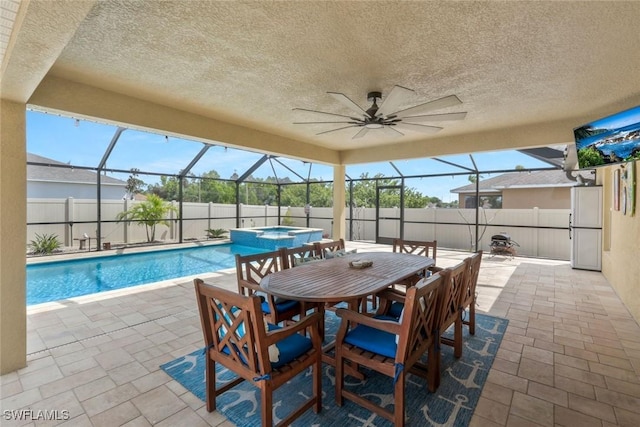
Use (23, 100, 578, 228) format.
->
(0, 100, 27, 373)
(332, 165, 346, 240)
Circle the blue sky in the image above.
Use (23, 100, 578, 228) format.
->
(26, 110, 555, 203)
(585, 105, 640, 131)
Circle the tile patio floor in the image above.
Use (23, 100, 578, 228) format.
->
(2, 242, 639, 426)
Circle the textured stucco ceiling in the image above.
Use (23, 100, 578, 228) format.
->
(4, 1, 640, 165)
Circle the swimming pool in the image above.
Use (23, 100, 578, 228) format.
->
(26, 243, 266, 305)
(230, 226, 323, 250)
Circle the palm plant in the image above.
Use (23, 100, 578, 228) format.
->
(116, 194, 178, 242)
(205, 228, 227, 238)
(29, 233, 62, 255)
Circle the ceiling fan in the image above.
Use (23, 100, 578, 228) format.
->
(293, 85, 466, 139)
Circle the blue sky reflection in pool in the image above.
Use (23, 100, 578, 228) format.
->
(27, 244, 266, 305)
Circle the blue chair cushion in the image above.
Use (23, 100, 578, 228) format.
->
(343, 315, 398, 359)
(266, 323, 313, 369)
(387, 302, 404, 319)
(220, 322, 312, 369)
(262, 298, 299, 315)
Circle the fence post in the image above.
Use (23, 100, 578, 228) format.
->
(170, 201, 177, 240)
(208, 202, 213, 231)
(532, 207, 539, 257)
(123, 198, 129, 244)
(65, 197, 74, 247)
(264, 204, 268, 226)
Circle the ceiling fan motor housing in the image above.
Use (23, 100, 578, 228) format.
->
(367, 91, 382, 102)
(365, 91, 382, 119)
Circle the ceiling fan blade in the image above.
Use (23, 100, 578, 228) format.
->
(327, 92, 369, 117)
(400, 112, 467, 122)
(316, 125, 361, 135)
(352, 127, 370, 139)
(394, 122, 443, 134)
(392, 95, 462, 119)
(293, 108, 358, 120)
(376, 85, 415, 118)
(294, 121, 358, 125)
(382, 126, 404, 137)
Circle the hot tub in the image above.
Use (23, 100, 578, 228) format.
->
(230, 226, 324, 250)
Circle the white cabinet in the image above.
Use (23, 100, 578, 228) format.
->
(570, 186, 603, 271)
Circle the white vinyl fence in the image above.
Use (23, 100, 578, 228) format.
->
(27, 198, 571, 259)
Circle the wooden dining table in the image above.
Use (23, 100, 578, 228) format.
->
(260, 251, 435, 377)
(260, 251, 435, 305)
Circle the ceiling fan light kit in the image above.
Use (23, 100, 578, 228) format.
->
(293, 85, 466, 139)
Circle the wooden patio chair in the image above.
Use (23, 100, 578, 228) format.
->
(434, 259, 469, 382)
(235, 251, 302, 326)
(280, 244, 322, 269)
(194, 279, 322, 426)
(461, 250, 483, 335)
(334, 270, 447, 426)
(376, 259, 469, 389)
(393, 238, 443, 285)
(314, 238, 346, 258)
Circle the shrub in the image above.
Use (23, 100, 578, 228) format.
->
(29, 233, 62, 255)
(206, 228, 227, 238)
(577, 146, 605, 168)
(281, 209, 295, 226)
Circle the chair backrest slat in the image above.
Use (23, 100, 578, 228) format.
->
(314, 239, 345, 259)
(462, 250, 482, 307)
(195, 279, 267, 375)
(438, 259, 469, 331)
(393, 238, 437, 263)
(396, 270, 447, 362)
(280, 245, 319, 269)
(235, 250, 283, 295)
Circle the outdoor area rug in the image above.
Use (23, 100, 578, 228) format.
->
(161, 311, 508, 426)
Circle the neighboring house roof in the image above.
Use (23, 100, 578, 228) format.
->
(27, 153, 126, 186)
(450, 169, 592, 194)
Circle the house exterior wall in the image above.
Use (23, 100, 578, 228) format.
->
(457, 187, 571, 209)
(27, 181, 126, 199)
(502, 187, 572, 209)
(457, 192, 500, 208)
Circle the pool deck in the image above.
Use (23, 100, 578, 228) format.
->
(3, 242, 640, 426)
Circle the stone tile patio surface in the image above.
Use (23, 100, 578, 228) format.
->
(2, 241, 639, 426)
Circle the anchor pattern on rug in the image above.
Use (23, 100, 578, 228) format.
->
(421, 394, 472, 427)
(446, 360, 485, 389)
(477, 318, 506, 335)
(160, 313, 508, 427)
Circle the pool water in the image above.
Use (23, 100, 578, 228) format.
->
(26, 243, 266, 305)
(230, 226, 323, 250)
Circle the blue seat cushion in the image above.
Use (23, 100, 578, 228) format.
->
(343, 315, 398, 359)
(387, 302, 404, 319)
(220, 323, 312, 369)
(262, 298, 300, 315)
(266, 323, 313, 369)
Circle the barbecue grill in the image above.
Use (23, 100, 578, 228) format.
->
(489, 233, 519, 258)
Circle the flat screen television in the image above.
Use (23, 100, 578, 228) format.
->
(574, 105, 640, 169)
